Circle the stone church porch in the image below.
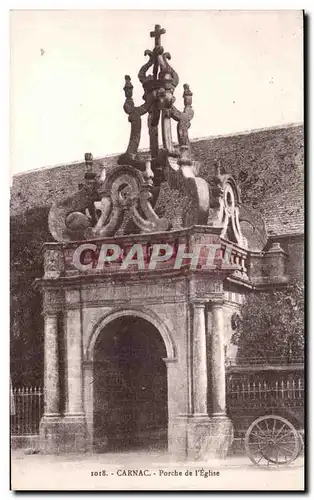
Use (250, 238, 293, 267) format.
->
(25, 23, 293, 462)
(36, 226, 249, 460)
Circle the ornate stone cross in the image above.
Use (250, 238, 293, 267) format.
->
(150, 24, 166, 48)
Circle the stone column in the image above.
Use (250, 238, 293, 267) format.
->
(191, 300, 208, 416)
(83, 362, 94, 451)
(185, 300, 213, 461)
(43, 313, 59, 416)
(162, 357, 181, 457)
(211, 301, 227, 416)
(40, 311, 62, 454)
(66, 309, 84, 416)
(62, 307, 86, 453)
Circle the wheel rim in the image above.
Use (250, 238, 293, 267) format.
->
(245, 415, 299, 467)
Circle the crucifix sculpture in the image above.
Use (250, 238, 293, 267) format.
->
(150, 24, 166, 47)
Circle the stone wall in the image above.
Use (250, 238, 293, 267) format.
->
(10, 124, 304, 387)
(280, 235, 304, 283)
(11, 123, 303, 237)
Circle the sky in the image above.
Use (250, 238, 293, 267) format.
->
(10, 9, 303, 175)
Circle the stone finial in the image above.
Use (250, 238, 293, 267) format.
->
(123, 75, 133, 99)
(183, 83, 193, 107)
(150, 24, 166, 48)
(84, 153, 93, 171)
(262, 241, 288, 281)
(117, 24, 211, 226)
(267, 241, 284, 253)
(84, 152, 93, 163)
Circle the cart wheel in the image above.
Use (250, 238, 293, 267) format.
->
(298, 431, 304, 454)
(245, 415, 300, 467)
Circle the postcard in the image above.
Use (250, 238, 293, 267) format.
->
(10, 9, 304, 491)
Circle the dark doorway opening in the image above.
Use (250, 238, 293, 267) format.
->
(93, 316, 168, 452)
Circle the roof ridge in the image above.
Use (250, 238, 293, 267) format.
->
(12, 122, 303, 179)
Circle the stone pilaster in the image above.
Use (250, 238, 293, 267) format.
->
(63, 308, 88, 453)
(191, 300, 208, 416)
(162, 357, 187, 459)
(43, 313, 60, 416)
(211, 300, 227, 416)
(39, 312, 63, 453)
(65, 309, 84, 416)
(63, 308, 87, 453)
(184, 299, 212, 461)
(204, 298, 234, 458)
(83, 362, 94, 452)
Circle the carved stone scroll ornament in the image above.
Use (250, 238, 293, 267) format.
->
(48, 154, 170, 242)
(207, 166, 248, 248)
(86, 162, 169, 239)
(48, 155, 101, 242)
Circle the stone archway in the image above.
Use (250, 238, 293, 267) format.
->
(85, 311, 176, 452)
(86, 308, 176, 362)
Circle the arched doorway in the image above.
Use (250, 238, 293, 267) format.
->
(93, 316, 168, 452)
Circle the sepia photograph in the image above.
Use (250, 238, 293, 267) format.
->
(10, 9, 304, 491)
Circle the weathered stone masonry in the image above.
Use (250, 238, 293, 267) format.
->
(10, 24, 303, 459)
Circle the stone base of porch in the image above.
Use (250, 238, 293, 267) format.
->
(39, 414, 87, 454)
(191, 415, 234, 460)
(186, 415, 233, 461)
(171, 414, 234, 461)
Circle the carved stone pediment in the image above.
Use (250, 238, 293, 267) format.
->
(48, 160, 170, 241)
(207, 169, 247, 248)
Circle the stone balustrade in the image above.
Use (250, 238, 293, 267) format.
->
(42, 232, 290, 292)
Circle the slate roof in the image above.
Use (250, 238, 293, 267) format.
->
(10, 123, 304, 237)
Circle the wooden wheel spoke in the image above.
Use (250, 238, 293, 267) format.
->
(256, 454, 265, 464)
(255, 423, 268, 436)
(250, 441, 268, 448)
(273, 424, 286, 439)
(264, 448, 273, 461)
(275, 432, 294, 443)
(253, 444, 273, 464)
(277, 443, 295, 455)
(250, 431, 269, 442)
(273, 448, 279, 464)
(251, 442, 270, 452)
(276, 440, 297, 447)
